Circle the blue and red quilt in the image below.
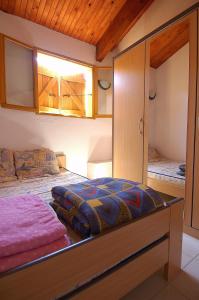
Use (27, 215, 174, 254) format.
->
(51, 177, 166, 238)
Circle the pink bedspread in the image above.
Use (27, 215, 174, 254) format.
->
(0, 195, 67, 257)
(0, 235, 70, 272)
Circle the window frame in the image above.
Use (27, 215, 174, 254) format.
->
(93, 66, 112, 118)
(0, 33, 95, 119)
(35, 49, 94, 118)
(0, 34, 37, 112)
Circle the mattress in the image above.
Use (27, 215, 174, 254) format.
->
(148, 160, 185, 185)
(0, 170, 86, 203)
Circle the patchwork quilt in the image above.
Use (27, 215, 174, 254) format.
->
(51, 177, 167, 238)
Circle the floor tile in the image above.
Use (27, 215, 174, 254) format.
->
(152, 285, 188, 300)
(122, 234, 199, 300)
(122, 270, 168, 300)
(181, 252, 195, 269)
(172, 257, 199, 300)
(182, 234, 199, 258)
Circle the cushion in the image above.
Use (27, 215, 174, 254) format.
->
(14, 148, 60, 179)
(148, 145, 161, 162)
(0, 148, 17, 183)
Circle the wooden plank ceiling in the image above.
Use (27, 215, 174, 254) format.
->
(0, 0, 154, 61)
(150, 20, 189, 69)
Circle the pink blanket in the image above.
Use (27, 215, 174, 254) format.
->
(0, 235, 70, 272)
(0, 195, 67, 257)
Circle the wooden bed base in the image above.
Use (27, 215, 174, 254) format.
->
(0, 200, 183, 300)
(147, 177, 185, 198)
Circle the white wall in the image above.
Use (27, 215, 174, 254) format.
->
(117, 0, 198, 52)
(0, 11, 113, 177)
(148, 68, 156, 147)
(149, 44, 189, 161)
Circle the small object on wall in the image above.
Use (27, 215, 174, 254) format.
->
(98, 79, 111, 90)
(149, 90, 156, 100)
(87, 160, 112, 179)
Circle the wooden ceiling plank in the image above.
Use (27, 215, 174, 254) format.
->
(82, 0, 108, 44)
(96, 0, 154, 61)
(86, 1, 113, 44)
(72, 0, 96, 38)
(5, 0, 16, 13)
(150, 20, 189, 68)
(44, 0, 59, 27)
(48, 0, 65, 29)
(66, 0, 88, 38)
(38, 0, 52, 25)
(90, 0, 126, 45)
(62, 0, 82, 36)
(19, 0, 28, 18)
(35, 0, 46, 23)
(77, 0, 108, 43)
(1, 0, 9, 11)
(30, 0, 41, 22)
(14, 0, 22, 15)
(58, 1, 77, 34)
(86, 0, 126, 45)
(53, 0, 71, 31)
(25, 0, 34, 19)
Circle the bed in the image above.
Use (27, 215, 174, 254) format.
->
(147, 146, 185, 198)
(147, 159, 185, 198)
(0, 170, 85, 203)
(0, 170, 184, 300)
(0, 170, 86, 243)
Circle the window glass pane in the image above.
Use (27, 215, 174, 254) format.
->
(5, 39, 34, 107)
(37, 52, 93, 118)
(98, 69, 112, 115)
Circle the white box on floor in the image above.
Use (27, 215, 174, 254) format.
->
(87, 160, 112, 179)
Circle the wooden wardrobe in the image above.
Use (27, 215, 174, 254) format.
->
(113, 4, 199, 239)
(113, 42, 146, 183)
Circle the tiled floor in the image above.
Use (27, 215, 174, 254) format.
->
(123, 234, 199, 300)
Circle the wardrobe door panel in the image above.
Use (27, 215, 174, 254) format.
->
(192, 9, 199, 230)
(184, 10, 198, 229)
(113, 42, 145, 182)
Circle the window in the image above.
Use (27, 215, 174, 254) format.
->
(0, 34, 95, 118)
(94, 67, 112, 118)
(3, 38, 35, 110)
(37, 51, 93, 118)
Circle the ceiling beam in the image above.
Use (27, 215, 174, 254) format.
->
(150, 20, 189, 68)
(96, 0, 154, 62)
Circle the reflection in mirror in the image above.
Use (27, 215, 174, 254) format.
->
(147, 17, 190, 197)
(5, 39, 34, 107)
(96, 68, 112, 116)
